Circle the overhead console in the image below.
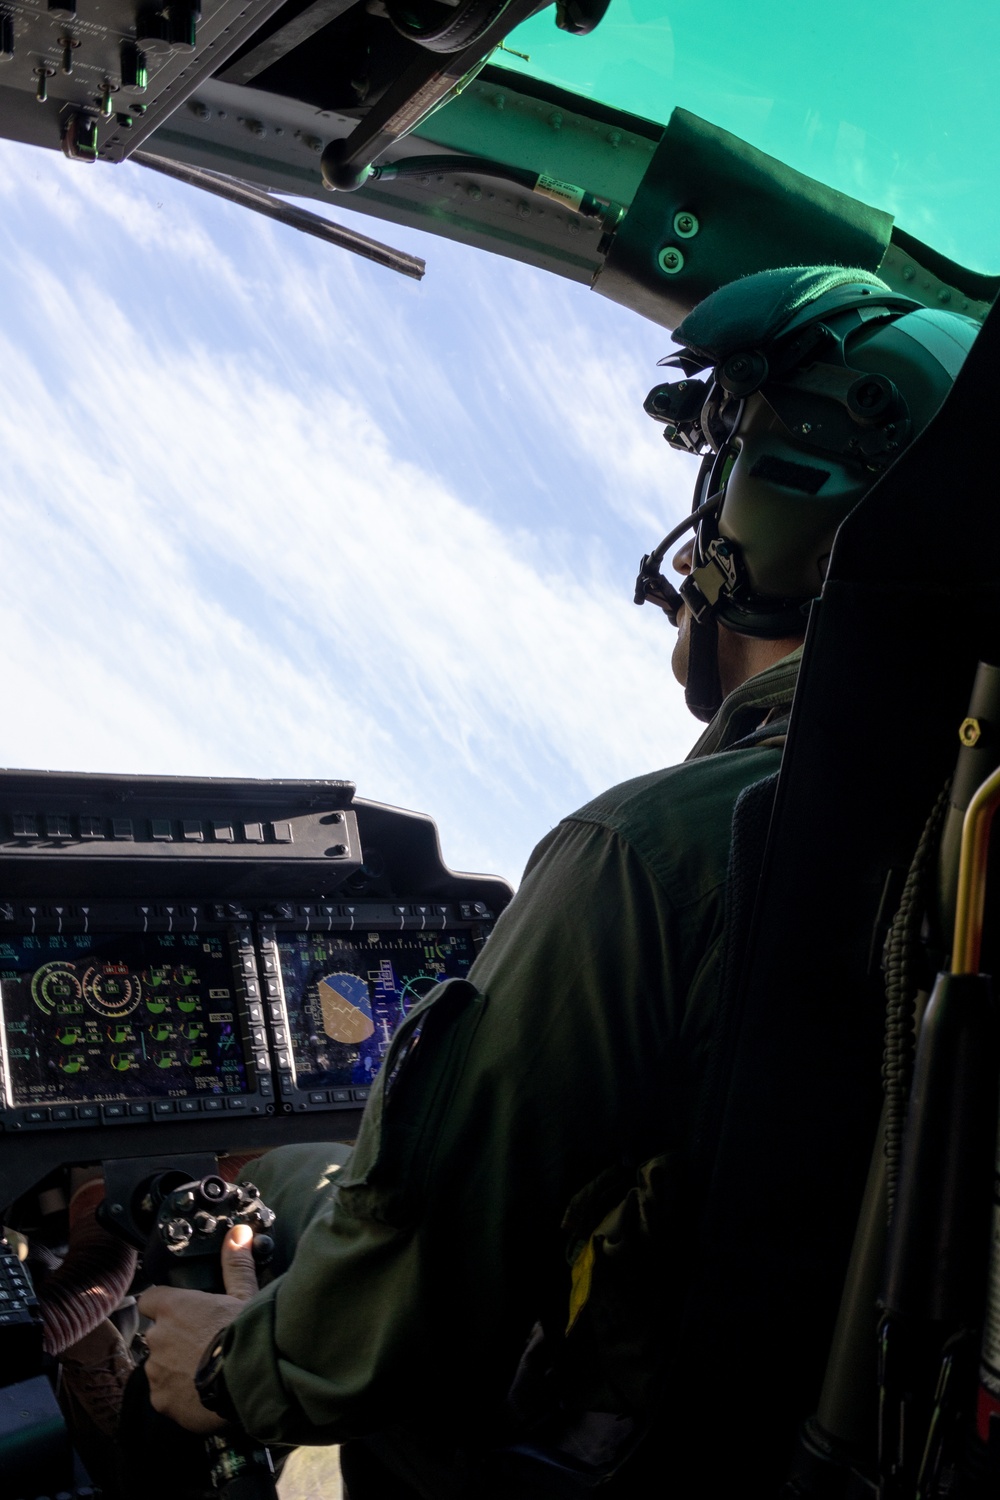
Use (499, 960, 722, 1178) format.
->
(0, 0, 290, 160)
(0, 768, 511, 1211)
(0, 0, 639, 286)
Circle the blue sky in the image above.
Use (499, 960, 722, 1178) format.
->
(0, 136, 697, 887)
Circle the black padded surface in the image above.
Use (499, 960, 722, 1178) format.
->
(668, 291, 1000, 1483)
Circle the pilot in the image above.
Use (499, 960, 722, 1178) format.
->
(134, 265, 980, 1498)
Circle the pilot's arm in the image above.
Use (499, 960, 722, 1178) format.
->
(139, 742, 777, 1452)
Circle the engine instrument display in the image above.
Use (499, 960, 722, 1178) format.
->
(0, 932, 250, 1106)
(276, 929, 477, 1091)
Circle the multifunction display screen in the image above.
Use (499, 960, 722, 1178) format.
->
(276, 930, 477, 1091)
(0, 932, 249, 1105)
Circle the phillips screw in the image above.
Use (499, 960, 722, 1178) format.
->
(657, 245, 685, 275)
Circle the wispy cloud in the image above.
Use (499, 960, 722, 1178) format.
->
(0, 137, 698, 884)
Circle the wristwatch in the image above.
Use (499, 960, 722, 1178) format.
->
(194, 1331, 240, 1425)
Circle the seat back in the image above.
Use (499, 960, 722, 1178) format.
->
(667, 291, 1000, 1487)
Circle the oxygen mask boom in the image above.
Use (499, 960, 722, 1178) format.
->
(634, 431, 740, 627)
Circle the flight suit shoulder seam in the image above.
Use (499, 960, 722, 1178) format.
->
(557, 813, 730, 914)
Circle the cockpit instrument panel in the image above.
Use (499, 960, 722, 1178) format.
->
(269, 924, 477, 1102)
(0, 923, 256, 1119)
(0, 770, 511, 1211)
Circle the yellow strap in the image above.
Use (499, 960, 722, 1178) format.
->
(566, 1236, 596, 1333)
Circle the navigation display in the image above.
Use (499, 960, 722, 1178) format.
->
(0, 932, 249, 1105)
(276, 930, 477, 1091)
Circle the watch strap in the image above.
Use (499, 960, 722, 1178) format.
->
(194, 1331, 240, 1425)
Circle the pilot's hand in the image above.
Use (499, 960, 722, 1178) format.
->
(137, 1222, 260, 1433)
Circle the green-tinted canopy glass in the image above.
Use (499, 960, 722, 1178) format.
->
(501, 0, 998, 274)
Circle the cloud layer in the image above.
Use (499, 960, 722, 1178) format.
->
(0, 138, 696, 885)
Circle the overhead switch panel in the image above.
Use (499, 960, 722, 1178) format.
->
(0, 0, 287, 161)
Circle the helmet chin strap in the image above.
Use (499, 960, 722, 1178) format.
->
(684, 610, 724, 723)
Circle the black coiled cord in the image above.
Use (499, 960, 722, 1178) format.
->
(882, 782, 950, 1219)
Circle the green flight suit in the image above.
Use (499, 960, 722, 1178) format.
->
(222, 651, 801, 1479)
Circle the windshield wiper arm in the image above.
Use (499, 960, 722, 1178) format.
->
(133, 151, 425, 280)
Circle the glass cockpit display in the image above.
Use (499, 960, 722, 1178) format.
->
(276, 930, 477, 1091)
(0, 932, 249, 1105)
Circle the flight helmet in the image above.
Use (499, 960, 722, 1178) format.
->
(635, 265, 980, 718)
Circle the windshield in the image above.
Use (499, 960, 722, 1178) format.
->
(0, 0, 991, 890)
(501, 0, 999, 274)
